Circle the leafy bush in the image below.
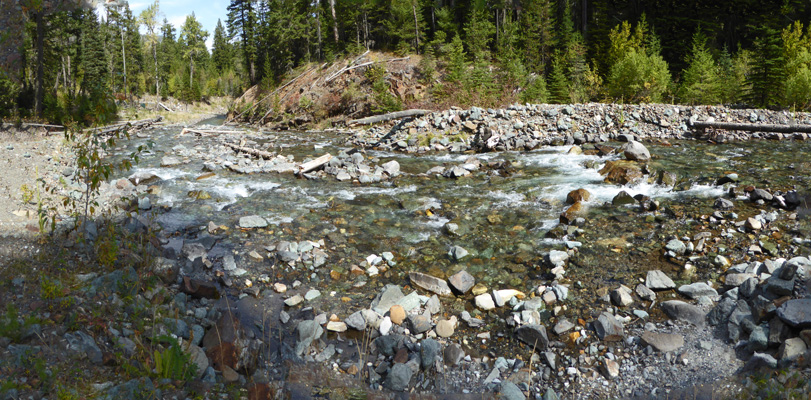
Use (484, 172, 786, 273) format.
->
(365, 64, 402, 114)
(520, 74, 549, 104)
(608, 49, 671, 103)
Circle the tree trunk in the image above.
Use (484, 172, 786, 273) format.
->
(121, 28, 128, 100)
(34, 11, 44, 117)
(154, 42, 159, 97)
(329, 0, 339, 43)
(412, 1, 420, 52)
(315, 0, 322, 59)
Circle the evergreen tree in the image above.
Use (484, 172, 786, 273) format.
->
(179, 13, 209, 100)
(139, 1, 161, 96)
(782, 21, 811, 109)
(80, 9, 108, 95)
(679, 31, 722, 105)
(227, 0, 258, 84)
(159, 19, 178, 96)
(384, 0, 425, 54)
(464, 5, 495, 61)
(746, 25, 785, 108)
(547, 51, 569, 103)
(212, 19, 232, 73)
(519, 0, 555, 74)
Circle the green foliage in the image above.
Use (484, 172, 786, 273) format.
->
(365, 64, 401, 114)
(0, 304, 22, 341)
(679, 31, 723, 105)
(0, 73, 19, 118)
(608, 49, 671, 103)
(782, 21, 811, 109)
(746, 25, 785, 108)
(547, 52, 569, 104)
(519, 0, 554, 74)
(464, 6, 495, 61)
(607, 17, 671, 103)
(519, 74, 549, 104)
(153, 336, 198, 381)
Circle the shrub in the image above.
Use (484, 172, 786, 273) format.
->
(608, 49, 671, 103)
(680, 33, 723, 105)
(520, 74, 549, 104)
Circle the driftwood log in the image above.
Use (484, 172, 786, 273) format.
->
(348, 109, 431, 126)
(223, 142, 276, 159)
(181, 128, 244, 136)
(296, 153, 332, 174)
(692, 121, 811, 134)
(87, 117, 163, 136)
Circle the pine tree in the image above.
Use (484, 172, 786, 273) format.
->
(679, 31, 722, 105)
(746, 25, 785, 108)
(179, 13, 209, 101)
(212, 19, 232, 73)
(519, 0, 555, 74)
(139, 1, 161, 96)
(227, 0, 258, 85)
(80, 9, 108, 95)
(547, 52, 569, 103)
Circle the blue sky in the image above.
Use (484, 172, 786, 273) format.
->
(100, 0, 231, 50)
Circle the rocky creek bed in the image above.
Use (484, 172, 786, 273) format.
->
(2, 104, 811, 399)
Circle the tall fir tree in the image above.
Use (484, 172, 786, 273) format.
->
(746, 25, 785, 108)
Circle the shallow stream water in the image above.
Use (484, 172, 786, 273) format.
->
(112, 120, 811, 360)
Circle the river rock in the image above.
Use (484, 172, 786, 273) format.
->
(779, 338, 808, 360)
(382, 160, 400, 176)
(449, 270, 475, 293)
(372, 285, 405, 315)
(389, 305, 406, 325)
(566, 188, 591, 204)
(448, 245, 469, 261)
(646, 270, 676, 290)
(475, 293, 496, 310)
(444, 344, 465, 366)
(326, 321, 347, 332)
(559, 201, 583, 224)
(64, 331, 103, 365)
(635, 284, 656, 301)
(594, 312, 624, 341)
(419, 339, 440, 370)
(622, 140, 651, 161)
(603, 359, 620, 379)
(547, 250, 569, 268)
(599, 160, 644, 185)
(612, 191, 636, 206)
(436, 319, 455, 338)
(385, 363, 412, 391)
(744, 217, 762, 231)
(661, 300, 706, 326)
(750, 188, 773, 202)
(345, 311, 366, 331)
(500, 381, 526, 400)
(677, 282, 718, 299)
(379, 316, 393, 335)
(515, 324, 549, 349)
(493, 289, 525, 307)
(408, 314, 432, 334)
(610, 285, 634, 307)
(664, 239, 687, 256)
(239, 215, 268, 229)
(777, 299, 811, 328)
(160, 156, 182, 167)
(640, 331, 684, 353)
(296, 320, 323, 356)
(714, 198, 734, 210)
(409, 272, 452, 296)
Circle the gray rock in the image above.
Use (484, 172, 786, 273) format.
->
(646, 270, 676, 290)
(594, 312, 624, 341)
(665, 239, 687, 256)
(408, 272, 452, 296)
(304, 289, 321, 301)
(779, 338, 808, 361)
(661, 300, 706, 326)
(444, 343, 465, 366)
(64, 331, 103, 365)
(345, 311, 366, 331)
(739, 277, 759, 298)
(543, 388, 561, 400)
(372, 285, 405, 315)
(610, 285, 634, 307)
(419, 339, 440, 370)
(677, 282, 718, 299)
(777, 299, 811, 328)
(161, 156, 182, 167)
(748, 325, 769, 352)
(714, 198, 734, 210)
(186, 344, 209, 378)
(613, 191, 636, 206)
(448, 245, 469, 261)
(750, 188, 773, 202)
(499, 381, 526, 400)
(475, 293, 496, 310)
(741, 352, 777, 372)
(553, 319, 575, 335)
(763, 275, 794, 296)
(396, 291, 422, 312)
(102, 378, 157, 400)
(707, 297, 737, 326)
(547, 250, 569, 267)
(385, 363, 413, 391)
(295, 320, 324, 356)
(622, 140, 651, 161)
(426, 295, 441, 315)
(635, 284, 656, 301)
(382, 160, 400, 176)
(138, 197, 152, 210)
(408, 314, 432, 334)
(725, 273, 757, 288)
(515, 324, 549, 349)
(239, 215, 268, 229)
(640, 332, 684, 353)
(449, 270, 476, 294)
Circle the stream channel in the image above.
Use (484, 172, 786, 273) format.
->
(109, 116, 811, 394)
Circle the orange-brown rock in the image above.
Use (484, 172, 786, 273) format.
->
(560, 201, 584, 224)
(599, 160, 644, 185)
(566, 188, 592, 204)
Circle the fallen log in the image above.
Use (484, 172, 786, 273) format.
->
(691, 121, 811, 134)
(181, 128, 244, 136)
(296, 153, 332, 174)
(158, 102, 173, 112)
(325, 56, 411, 83)
(348, 109, 431, 126)
(227, 67, 316, 124)
(223, 141, 276, 159)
